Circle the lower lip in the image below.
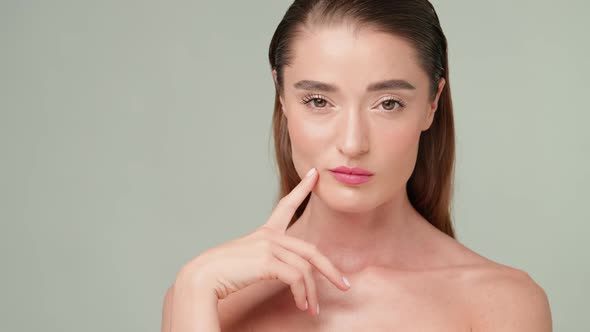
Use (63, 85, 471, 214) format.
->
(329, 171, 373, 185)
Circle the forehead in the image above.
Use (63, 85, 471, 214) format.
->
(284, 25, 425, 93)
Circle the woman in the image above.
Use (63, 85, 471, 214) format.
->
(162, 0, 552, 331)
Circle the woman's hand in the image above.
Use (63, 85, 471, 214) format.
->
(173, 167, 351, 317)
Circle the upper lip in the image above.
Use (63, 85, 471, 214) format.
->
(329, 166, 374, 176)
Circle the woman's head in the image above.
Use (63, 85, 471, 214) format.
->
(269, 0, 455, 238)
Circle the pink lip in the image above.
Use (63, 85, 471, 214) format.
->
(328, 166, 374, 185)
(329, 166, 374, 176)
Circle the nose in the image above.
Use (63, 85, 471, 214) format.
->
(337, 108, 370, 158)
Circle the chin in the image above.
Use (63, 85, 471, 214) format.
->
(315, 181, 383, 213)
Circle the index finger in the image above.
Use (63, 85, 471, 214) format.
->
(263, 167, 318, 231)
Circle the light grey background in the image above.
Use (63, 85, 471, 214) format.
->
(1, 0, 588, 331)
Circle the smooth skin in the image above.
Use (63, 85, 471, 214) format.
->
(162, 24, 552, 331)
(163, 168, 349, 332)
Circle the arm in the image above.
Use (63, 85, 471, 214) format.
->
(473, 269, 552, 332)
(161, 269, 222, 332)
(161, 286, 174, 332)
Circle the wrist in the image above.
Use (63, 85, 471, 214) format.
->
(174, 263, 219, 300)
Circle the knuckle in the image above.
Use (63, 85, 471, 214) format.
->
(307, 243, 319, 255)
(262, 251, 275, 265)
(294, 271, 305, 284)
(308, 244, 325, 265)
(260, 239, 275, 252)
(256, 226, 273, 238)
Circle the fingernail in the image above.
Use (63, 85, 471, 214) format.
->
(316, 303, 320, 315)
(304, 300, 308, 310)
(305, 168, 316, 177)
(342, 276, 351, 288)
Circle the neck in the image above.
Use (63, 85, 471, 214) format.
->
(287, 189, 424, 274)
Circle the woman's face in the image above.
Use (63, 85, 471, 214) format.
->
(275, 25, 445, 213)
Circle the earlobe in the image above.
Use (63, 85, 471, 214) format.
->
(280, 97, 287, 118)
(422, 109, 435, 131)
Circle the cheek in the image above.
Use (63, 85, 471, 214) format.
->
(374, 125, 422, 183)
(375, 109, 425, 160)
(382, 127, 419, 156)
(287, 116, 330, 175)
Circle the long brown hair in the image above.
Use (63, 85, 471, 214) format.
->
(268, 0, 456, 238)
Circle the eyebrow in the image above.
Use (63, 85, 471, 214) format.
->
(293, 79, 416, 92)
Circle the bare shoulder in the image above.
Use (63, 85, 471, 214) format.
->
(161, 285, 174, 332)
(464, 262, 552, 332)
(429, 230, 552, 331)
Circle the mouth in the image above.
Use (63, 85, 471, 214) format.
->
(328, 166, 374, 176)
(328, 166, 374, 185)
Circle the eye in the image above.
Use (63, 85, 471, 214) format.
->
(378, 96, 406, 113)
(300, 94, 331, 110)
(300, 94, 407, 113)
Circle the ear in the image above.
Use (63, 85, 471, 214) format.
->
(272, 69, 287, 116)
(422, 78, 446, 131)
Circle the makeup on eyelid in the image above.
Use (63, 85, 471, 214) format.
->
(299, 93, 407, 113)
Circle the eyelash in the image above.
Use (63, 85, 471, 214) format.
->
(300, 94, 407, 112)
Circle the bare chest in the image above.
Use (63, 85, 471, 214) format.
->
(226, 269, 474, 332)
(246, 294, 470, 331)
